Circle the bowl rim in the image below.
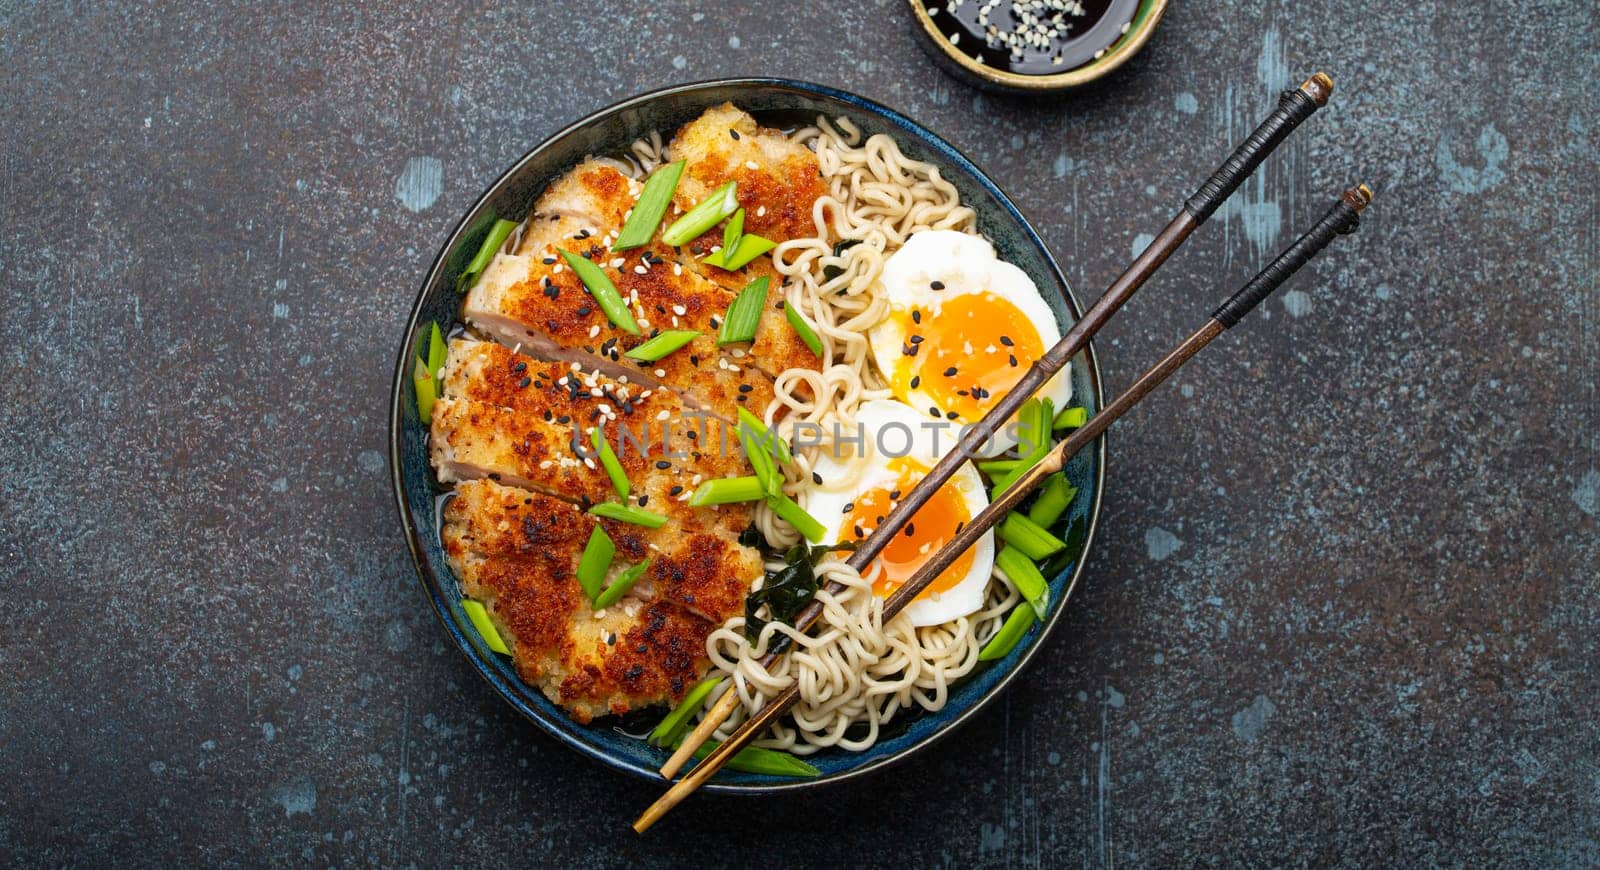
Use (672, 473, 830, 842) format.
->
(387, 77, 1107, 793)
(905, 0, 1169, 91)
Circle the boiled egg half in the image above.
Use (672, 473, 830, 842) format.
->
(805, 398, 994, 627)
(868, 230, 1073, 456)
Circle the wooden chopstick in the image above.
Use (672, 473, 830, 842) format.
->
(635, 183, 1373, 832)
(656, 71, 1337, 783)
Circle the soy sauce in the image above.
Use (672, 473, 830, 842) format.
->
(923, 0, 1137, 76)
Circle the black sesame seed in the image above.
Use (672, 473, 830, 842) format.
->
(911, 310, 922, 324)
(738, 384, 753, 393)
(637, 495, 649, 506)
(577, 306, 592, 316)
(943, 366, 958, 377)
(515, 377, 530, 388)
(842, 502, 855, 513)
(930, 280, 945, 290)
(910, 375, 921, 389)
(669, 485, 684, 496)
(929, 406, 942, 418)
(903, 344, 920, 357)
(557, 415, 571, 424)
(853, 524, 865, 538)
(946, 410, 959, 420)
(812, 471, 823, 485)
(1000, 335, 1014, 347)
(513, 361, 527, 372)
(655, 460, 672, 469)
(542, 256, 556, 265)
(909, 335, 924, 344)
(729, 129, 741, 140)
(1008, 355, 1018, 367)
(905, 523, 915, 537)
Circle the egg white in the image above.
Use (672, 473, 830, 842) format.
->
(805, 399, 995, 627)
(868, 230, 1073, 457)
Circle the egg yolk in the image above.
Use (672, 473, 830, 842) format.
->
(840, 460, 975, 600)
(892, 292, 1043, 422)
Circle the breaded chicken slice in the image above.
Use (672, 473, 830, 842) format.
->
(670, 103, 828, 247)
(431, 339, 757, 532)
(443, 480, 750, 723)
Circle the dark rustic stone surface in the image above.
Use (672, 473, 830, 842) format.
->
(2, 1, 1596, 865)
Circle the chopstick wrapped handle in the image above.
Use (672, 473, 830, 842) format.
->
(1213, 184, 1372, 327)
(1185, 73, 1334, 224)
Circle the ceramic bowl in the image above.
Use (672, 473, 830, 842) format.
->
(388, 79, 1105, 792)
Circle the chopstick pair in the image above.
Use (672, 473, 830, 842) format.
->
(637, 72, 1368, 831)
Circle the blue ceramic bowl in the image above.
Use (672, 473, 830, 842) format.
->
(388, 79, 1105, 792)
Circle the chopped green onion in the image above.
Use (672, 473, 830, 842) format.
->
(703, 233, 778, 270)
(588, 501, 668, 528)
(718, 276, 769, 345)
(594, 558, 652, 611)
(1054, 405, 1088, 430)
(590, 427, 630, 499)
(457, 218, 519, 292)
(767, 493, 826, 542)
(722, 208, 745, 266)
(648, 676, 721, 747)
(461, 599, 511, 654)
(413, 358, 437, 424)
(559, 250, 641, 335)
(690, 476, 766, 506)
(741, 425, 782, 497)
(737, 407, 792, 464)
(576, 526, 615, 602)
(674, 736, 821, 778)
(1027, 474, 1078, 528)
(999, 512, 1067, 560)
(623, 329, 700, 362)
(425, 322, 448, 377)
(977, 459, 1023, 477)
(661, 181, 739, 246)
(978, 602, 1036, 661)
(612, 160, 685, 251)
(991, 398, 1054, 499)
(784, 302, 824, 356)
(996, 546, 1050, 620)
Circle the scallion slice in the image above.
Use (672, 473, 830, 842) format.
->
(998, 512, 1067, 560)
(783, 302, 824, 356)
(559, 250, 641, 335)
(721, 207, 745, 265)
(977, 602, 1036, 661)
(612, 160, 685, 251)
(674, 736, 821, 778)
(413, 358, 437, 424)
(593, 558, 652, 610)
(576, 525, 615, 602)
(457, 218, 519, 292)
(737, 407, 792, 464)
(990, 398, 1054, 499)
(689, 475, 766, 506)
(977, 458, 1023, 477)
(590, 427, 630, 499)
(1054, 405, 1088, 430)
(741, 425, 782, 497)
(1027, 474, 1077, 528)
(588, 501, 668, 528)
(461, 599, 511, 654)
(996, 546, 1049, 620)
(623, 330, 700, 362)
(767, 493, 826, 542)
(425, 322, 448, 377)
(705, 233, 778, 270)
(648, 676, 721, 747)
(661, 181, 739, 246)
(718, 276, 769, 345)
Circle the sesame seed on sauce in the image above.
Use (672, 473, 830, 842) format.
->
(929, 406, 942, 418)
(903, 344, 920, 357)
(1000, 335, 1014, 346)
(1008, 354, 1019, 367)
(911, 310, 922, 324)
(904, 523, 916, 537)
(909, 335, 924, 344)
(946, 410, 960, 420)
(943, 366, 959, 377)
(910, 375, 921, 389)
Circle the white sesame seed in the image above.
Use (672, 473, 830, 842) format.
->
(744, 160, 760, 170)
